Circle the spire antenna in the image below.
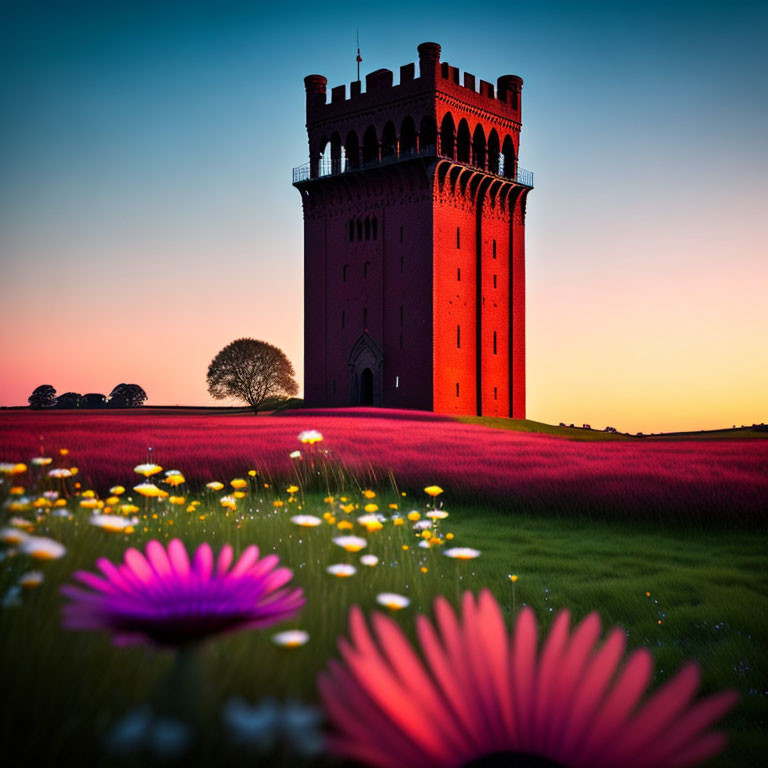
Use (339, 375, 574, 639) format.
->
(356, 29, 362, 81)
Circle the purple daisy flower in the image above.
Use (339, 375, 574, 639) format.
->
(61, 539, 305, 646)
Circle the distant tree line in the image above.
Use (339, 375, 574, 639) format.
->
(28, 384, 147, 410)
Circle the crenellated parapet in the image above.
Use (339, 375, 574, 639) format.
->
(298, 42, 526, 182)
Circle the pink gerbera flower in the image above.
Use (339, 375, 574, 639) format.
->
(61, 539, 304, 646)
(319, 589, 737, 768)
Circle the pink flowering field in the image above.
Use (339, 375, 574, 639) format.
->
(1, 408, 766, 522)
(1, 407, 767, 767)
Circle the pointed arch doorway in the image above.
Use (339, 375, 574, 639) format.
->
(348, 332, 383, 406)
(360, 368, 374, 405)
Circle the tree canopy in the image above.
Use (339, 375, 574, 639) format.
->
(29, 385, 56, 409)
(83, 393, 107, 409)
(56, 392, 84, 409)
(207, 338, 298, 415)
(108, 383, 148, 408)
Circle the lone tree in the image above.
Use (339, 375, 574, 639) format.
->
(109, 383, 148, 408)
(207, 338, 298, 415)
(29, 385, 57, 409)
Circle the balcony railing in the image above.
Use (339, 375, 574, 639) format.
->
(292, 150, 533, 188)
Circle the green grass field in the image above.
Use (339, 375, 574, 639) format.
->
(1, 480, 765, 767)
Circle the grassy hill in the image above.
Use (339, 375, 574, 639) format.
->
(458, 415, 768, 440)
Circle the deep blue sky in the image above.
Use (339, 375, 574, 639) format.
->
(1, 1, 766, 431)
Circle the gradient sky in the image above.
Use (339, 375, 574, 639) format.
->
(1, 0, 766, 433)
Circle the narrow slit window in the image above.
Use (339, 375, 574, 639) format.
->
(456, 227, 460, 249)
(493, 239, 497, 259)
(457, 324, 461, 348)
(456, 382, 460, 397)
(365, 218, 371, 241)
(493, 331, 497, 354)
(400, 226, 403, 244)
(372, 217, 378, 240)
(363, 307, 367, 328)
(493, 274, 497, 289)
(399, 334, 403, 350)
(399, 306, 403, 325)
(400, 255, 404, 273)
(364, 261, 370, 278)
(341, 311, 345, 328)
(349, 221, 354, 242)
(333, 380, 337, 395)
(395, 376, 399, 388)
(357, 221, 363, 241)
(343, 264, 348, 282)
(494, 386, 497, 400)
(457, 267, 461, 281)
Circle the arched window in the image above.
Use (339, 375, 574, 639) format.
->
(456, 119, 471, 163)
(487, 130, 500, 174)
(362, 125, 378, 165)
(501, 136, 516, 179)
(330, 132, 342, 174)
(381, 121, 397, 159)
(319, 137, 332, 176)
(472, 124, 486, 170)
(419, 115, 437, 154)
(345, 131, 360, 170)
(440, 113, 455, 159)
(400, 116, 416, 155)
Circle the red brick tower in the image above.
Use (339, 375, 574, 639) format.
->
(293, 42, 532, 417)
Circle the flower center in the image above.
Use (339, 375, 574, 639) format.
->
(463, 753, 567, 768)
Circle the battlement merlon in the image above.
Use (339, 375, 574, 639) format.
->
(303, 42, 523, 126)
